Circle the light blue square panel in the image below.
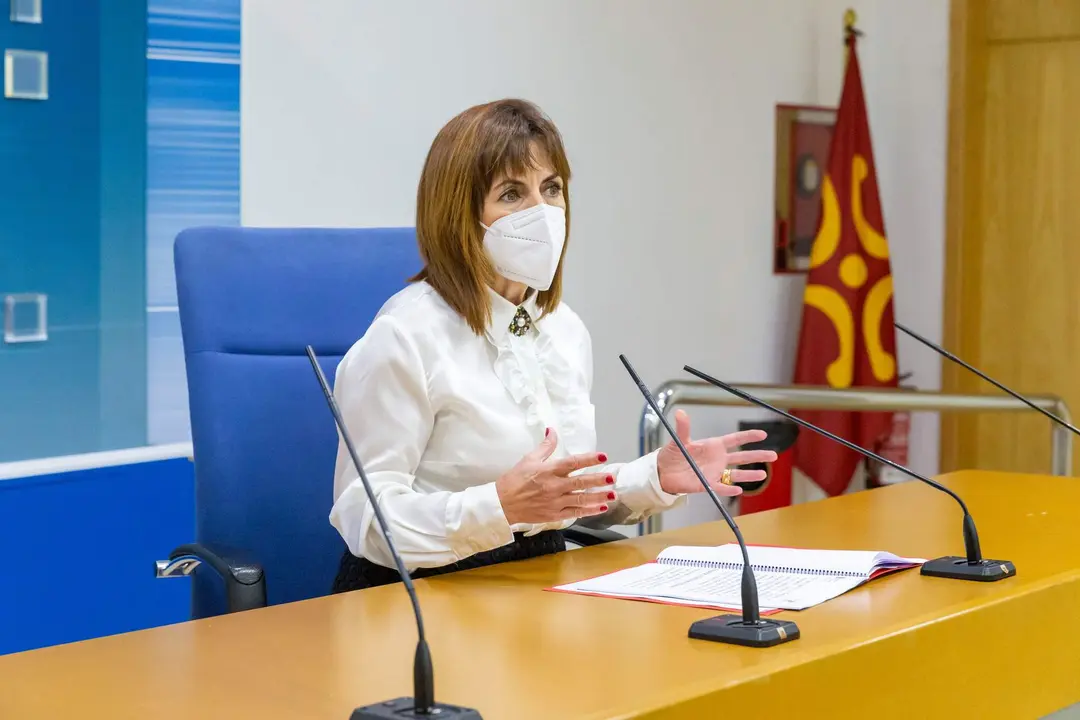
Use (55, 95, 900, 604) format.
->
(5, 49, 47, 100)
(9, 0, 41, 23)
(3, 293, 47, 343)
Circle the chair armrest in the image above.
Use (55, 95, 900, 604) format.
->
(156, 542, 267, 613)
(562, 526, 626, 547)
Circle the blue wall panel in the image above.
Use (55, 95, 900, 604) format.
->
(0, 0, 104, 462)
(100, 0, 150, 451)
(0, 0, 148, 462)
(146, 0, 241, 446)
(0, 0, 243, 655)
(0, 459, 194, 656)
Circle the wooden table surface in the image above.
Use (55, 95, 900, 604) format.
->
(3, 470, 1080, 719)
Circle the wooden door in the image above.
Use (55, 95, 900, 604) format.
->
(943, 0, 1080, 474)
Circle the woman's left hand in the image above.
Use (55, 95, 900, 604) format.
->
(656, 410, 777, 496)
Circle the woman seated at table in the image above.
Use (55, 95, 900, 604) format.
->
(329, 99, 776, 591)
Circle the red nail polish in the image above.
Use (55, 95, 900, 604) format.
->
(545, 428, 550, 438)
(599, 505, 609, 512)
(607, 492, 616, 500)
(598, 453, 608, 462)
(605, 475, 615, 484)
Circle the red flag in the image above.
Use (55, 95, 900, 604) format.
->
(792, 32, 898, 497)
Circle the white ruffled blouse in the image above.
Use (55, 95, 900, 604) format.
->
(330, 281, 682, 570)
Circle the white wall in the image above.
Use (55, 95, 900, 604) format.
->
(241, 0, 949, 530)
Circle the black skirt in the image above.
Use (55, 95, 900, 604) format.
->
(332, 529, 567, 593)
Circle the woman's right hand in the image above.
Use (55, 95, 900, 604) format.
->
(496, 428, 615, 526)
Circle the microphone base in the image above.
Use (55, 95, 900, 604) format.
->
(351, 698, 483, 719)
(688, 615, 800, 648)
(921, 556, 1015, 582)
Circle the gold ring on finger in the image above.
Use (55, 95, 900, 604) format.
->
(720, 468, 733, 486)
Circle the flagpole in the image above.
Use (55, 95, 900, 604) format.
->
(844, 8, 858, 66)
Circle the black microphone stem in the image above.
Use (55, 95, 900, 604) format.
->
(337, 403, 434, 712)
(683, 364, 983, 565)
(896, 322, 1080, 438)
(620, 355, 760, 623)
(307, 347, 435, 714)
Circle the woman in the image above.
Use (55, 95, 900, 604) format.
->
(330, 99, 775, 591)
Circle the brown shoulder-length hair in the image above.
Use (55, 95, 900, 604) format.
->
(411, 99, 572, 335)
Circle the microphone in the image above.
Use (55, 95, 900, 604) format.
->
(620, 354, 799, 647)
(896, 321, 1080, 437)
(683, 364, 1015, 582)
(306, 347, 482, 719)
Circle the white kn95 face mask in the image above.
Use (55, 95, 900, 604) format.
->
(480, 204, 566, 291)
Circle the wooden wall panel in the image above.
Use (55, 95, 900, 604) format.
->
(987, 0, 1080, 42)
(942, 0, 988, 473)
(944, 0, 1080, 475)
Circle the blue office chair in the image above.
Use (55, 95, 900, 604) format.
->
(159, 226, 618, 619)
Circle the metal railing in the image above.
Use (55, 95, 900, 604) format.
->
(638, 381, 1074, 535)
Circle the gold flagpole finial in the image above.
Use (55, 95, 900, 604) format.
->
(843, 8, 858, 65)
(844, 8, 857, 31)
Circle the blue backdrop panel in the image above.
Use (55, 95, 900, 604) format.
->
(146, 0, 241, 447)
(0, 0, 148, 462)
(0, 459, 193, 656)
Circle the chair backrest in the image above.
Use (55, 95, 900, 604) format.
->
(175, 226, 421, 617)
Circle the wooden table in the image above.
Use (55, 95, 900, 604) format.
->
(3, 470, 1079, 719)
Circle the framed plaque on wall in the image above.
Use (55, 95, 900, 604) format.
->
(774, 104, 836, 274)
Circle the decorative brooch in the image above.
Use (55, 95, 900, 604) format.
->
(509, 306, 532, 337)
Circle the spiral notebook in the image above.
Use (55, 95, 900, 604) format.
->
(550, 544, 925, 612)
